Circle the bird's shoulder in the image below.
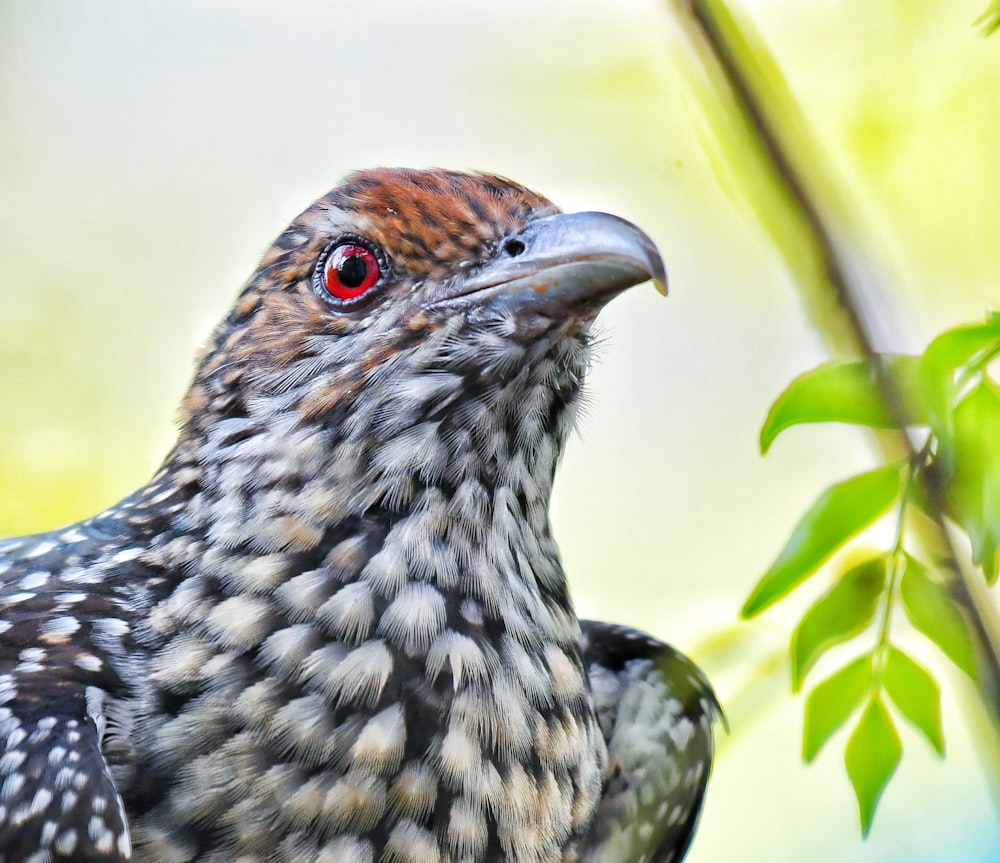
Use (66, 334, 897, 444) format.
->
(580, 620, 721, 726)
(0, 518, 144, 690)
(0, 521, 142, 861)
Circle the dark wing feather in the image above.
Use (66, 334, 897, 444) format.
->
(0, 531, 133, 862)
(579, 620, 722, 863)
(0, 688, 130, 862)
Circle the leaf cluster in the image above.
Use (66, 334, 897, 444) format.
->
(743, 314, 1000, 834)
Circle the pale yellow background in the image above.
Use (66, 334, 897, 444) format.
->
(1, 1, 998, 859)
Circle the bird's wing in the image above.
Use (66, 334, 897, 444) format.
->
(0, 684, 130, 862)
(578, 620, 722, 863)
(0, 533, 132, 862)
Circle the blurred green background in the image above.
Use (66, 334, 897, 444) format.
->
(1, 0, 998, 859)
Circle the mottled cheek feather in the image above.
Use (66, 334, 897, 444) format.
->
(233, 290, 335, 368)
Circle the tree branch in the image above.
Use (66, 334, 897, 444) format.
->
(675, 0, 1000, 728)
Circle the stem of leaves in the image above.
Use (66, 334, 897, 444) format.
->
(868, 468, 915, 688)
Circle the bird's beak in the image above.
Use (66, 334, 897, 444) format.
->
(442, 211, 667, 313)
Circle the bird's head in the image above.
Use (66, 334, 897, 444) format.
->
(178, 169, 664, 515)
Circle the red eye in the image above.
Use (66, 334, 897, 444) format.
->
(322, 242, 382, 301)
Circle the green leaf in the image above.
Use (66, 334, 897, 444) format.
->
(975, 1, 1000, 36)
(802, 655, 871, 762)
(742, 465, 903, 617)
(760, 355, 926, 454)
(944, 379, 1000, 583)
(899, 555, 979, 680)
(882, 647, 945, 756)
(845, 696, 902, 837)
(791, 556, 886, 689)
(919, 319, 1000, 435)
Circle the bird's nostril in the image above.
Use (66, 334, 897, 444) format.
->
(503, 238, 526, 258)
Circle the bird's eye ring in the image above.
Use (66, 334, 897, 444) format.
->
(316, 238, 384, 304)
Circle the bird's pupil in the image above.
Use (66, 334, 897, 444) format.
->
(338, 255, 369, 288)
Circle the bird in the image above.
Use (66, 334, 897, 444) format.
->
(0, 168, 720, 863)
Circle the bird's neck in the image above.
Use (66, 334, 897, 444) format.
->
(119, 343, 606, 863)
(138, 354, 586, 649)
